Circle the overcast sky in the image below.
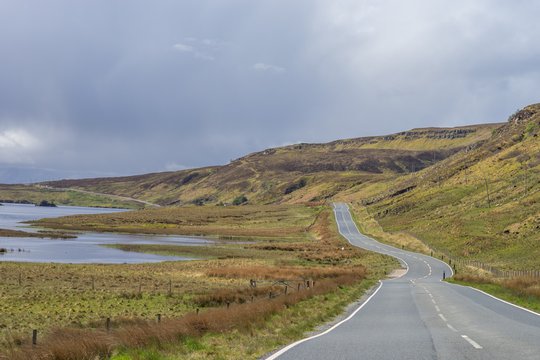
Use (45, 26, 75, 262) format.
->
(1, 0, 539, 177)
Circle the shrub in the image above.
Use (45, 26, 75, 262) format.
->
(232, 195, 248, 206)
(284, 179, 307, 194)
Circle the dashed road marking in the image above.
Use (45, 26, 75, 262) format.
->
(439, 314, 447, 322)
(435, 305, 440, 312)
(447, 324, 458, 332)
(462, 335, 483, 349)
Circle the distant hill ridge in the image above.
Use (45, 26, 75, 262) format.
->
(40, 122, 501, 206)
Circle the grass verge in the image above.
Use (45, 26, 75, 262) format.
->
(449, 274, 540, 313)
(2, 205, 397, 359)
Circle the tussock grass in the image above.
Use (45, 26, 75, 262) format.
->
(454, 273, 540, 299)
(5, 268, 366, 360)
(31, 205, 317, 241)
(451, 273, 540, 313)
(2, 205, 396, 359)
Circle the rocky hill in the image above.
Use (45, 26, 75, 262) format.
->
(39, 123, 499, 206)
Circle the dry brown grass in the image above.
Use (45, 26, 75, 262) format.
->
(1, 204, 387, 359)
(251, 210, 367, 264)
(504, 277, 540, 298)
(31, 205, 317, 240)
(5, 271, 363, 360)
(197, 265, 366, 307)
(205, 264, 361, 281)
(454, 273, 540, 298)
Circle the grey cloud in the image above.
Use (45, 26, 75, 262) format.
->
(0, 0, 538, 179)
(253, 63, 285, 73)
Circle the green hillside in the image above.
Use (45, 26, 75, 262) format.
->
(38, 124, 499, 207)
(346, 104, 540, 271)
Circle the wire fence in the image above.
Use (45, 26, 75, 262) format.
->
(428, 249, 540, 279)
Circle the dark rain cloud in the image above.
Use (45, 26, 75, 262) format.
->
(0, 0, 539, 176)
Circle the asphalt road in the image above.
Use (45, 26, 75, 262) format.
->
(266, 203, 540, 360)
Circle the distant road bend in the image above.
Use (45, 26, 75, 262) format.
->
(37, 185, 160, 208)
(267, 203, 540, 360)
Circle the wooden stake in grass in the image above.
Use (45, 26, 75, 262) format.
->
(106, 317, 111, 332)
(32, 329, 37, 346)
(157, 314, 161, 323)
(168, 279, 172, 296)
(18, 272, 21, 287)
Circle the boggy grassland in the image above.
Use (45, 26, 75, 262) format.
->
(2, 205, 395, 360)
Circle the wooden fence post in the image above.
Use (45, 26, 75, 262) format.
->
(32, 330, 37, 346)
(106, 317, 111, 332)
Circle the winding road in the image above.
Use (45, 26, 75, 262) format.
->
(266, 203, 540, 360)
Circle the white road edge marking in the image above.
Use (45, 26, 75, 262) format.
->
(267, 204, 412, 360)
(332, 204, 411, 280)
(333, 203, 452, 279)
(265, 281, 384, 360)
(462, 335, 483, 349)
(451, 283, 540, 318)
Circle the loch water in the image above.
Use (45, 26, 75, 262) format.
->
(0, 203, 211, 264)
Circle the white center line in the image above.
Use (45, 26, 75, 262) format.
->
(435, 305, 441, 312)
(431, 299, 436, 304)
(462, 335, 483, 349)
(447, 324, 458, 332)
(439, 314, 447, 322)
